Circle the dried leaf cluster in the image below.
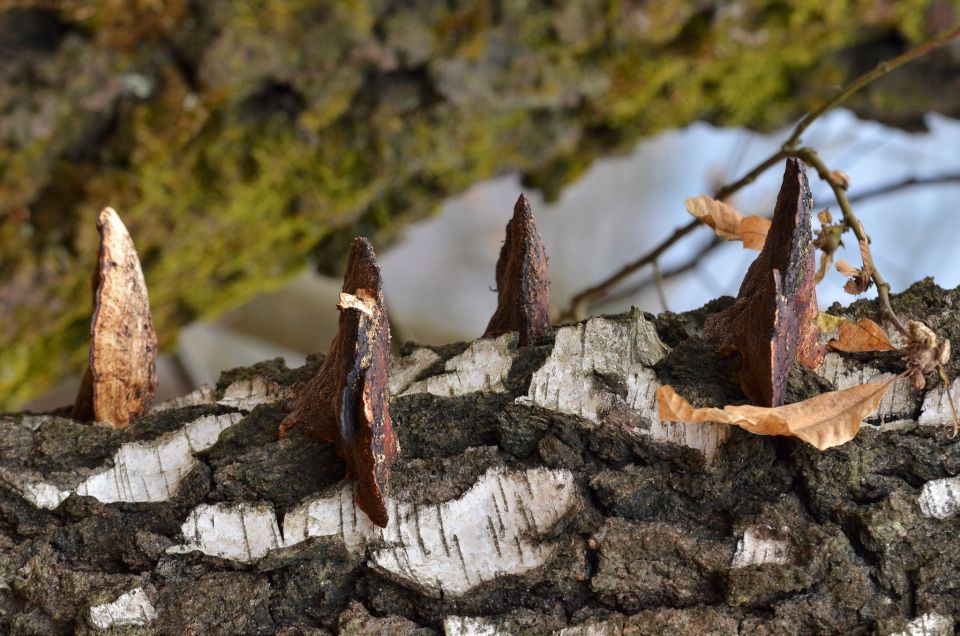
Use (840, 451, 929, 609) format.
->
(901, 320, 951, 391)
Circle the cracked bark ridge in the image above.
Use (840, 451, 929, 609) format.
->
(704, 159, 825, 407)
(279, 237, 396, 527)
(484, 193, 552, 346)
(71, 207, 158, 428)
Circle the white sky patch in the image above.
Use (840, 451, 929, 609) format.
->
(1, 412, 244, 509)
(731, 528, 793, 568)
(88, 587, 157, 630)
(402, 333, 517, 397)
(521, 315, 728, 462)
(169, 467, 576, 598)
(217, 376, 292, 410)
(918, 476, 960, 520)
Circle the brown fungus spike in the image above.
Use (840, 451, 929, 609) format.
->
(279, 237, 397, 527)
(484, 194, 552, 346)
(72, 207, 158, 428)
(703, 159, 826, 407)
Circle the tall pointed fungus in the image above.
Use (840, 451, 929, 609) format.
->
(280, 237, 397, 527)
(484, 194, 552, 346)
(72, 207, 158, 428)
(703, 159, 825, 407)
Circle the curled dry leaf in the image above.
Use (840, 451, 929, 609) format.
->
(484, 193, 552, 347)
(657, 378, 895, 450)
(72, 207, 157, 429)
(740, 215, 772, 251)
(279, 237, 397, 527)
(703, 159, 826, 407)
(684, 195, 771, 251)
(828, 318, 895, 353)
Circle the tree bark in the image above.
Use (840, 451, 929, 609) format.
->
(1, 279, 960, 635)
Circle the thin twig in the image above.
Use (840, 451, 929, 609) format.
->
(788, 24, 960, 146)
(652, 258, 669, 312)
(562, 25, 960, 320)
(791, 146, 908, 335)
(848, 173, 960, 203)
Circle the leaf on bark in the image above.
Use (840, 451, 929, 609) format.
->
(684, 195, 771, 251)
(483, 194, 552, 347)
(657, 378, 895, 450)
(828, 318, 895, 353)
(72, 207, 158, 429)
(279, 237, 397, 527)
(703, 159, 826, 407)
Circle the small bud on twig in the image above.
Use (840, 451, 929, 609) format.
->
(704, 159, 826, 407)
(72, 207, 158, 428)
(279, 237, 397, 527)
(484, 194, 552, 346)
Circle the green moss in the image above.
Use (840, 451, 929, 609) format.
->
(2, 0, 959, 407)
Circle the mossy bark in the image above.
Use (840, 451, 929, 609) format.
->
(2, 1, 960, 406)
(1, 280, 960, 634)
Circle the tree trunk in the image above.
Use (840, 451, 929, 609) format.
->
(2, 279, 960, 635)
(4, 1, 960, 406)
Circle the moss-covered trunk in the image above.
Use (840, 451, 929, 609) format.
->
(1, 279, 959, 634)
(3, 1, 960, 406)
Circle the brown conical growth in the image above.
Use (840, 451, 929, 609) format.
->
(279, 237, 397, 527)
(703, 159, 826, 407)
(72, 207, 158, 428)
(484, 194, 552, 346)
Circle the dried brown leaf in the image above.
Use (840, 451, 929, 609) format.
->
(72, 207, 157, 428)
(828, 318, 895, 353)
(684, 195, 744, 241)
(835, 260, 859, 277)
(657, 378, 895, 450)
(740, 215, 771, 251)
(817, 208, 833, 224)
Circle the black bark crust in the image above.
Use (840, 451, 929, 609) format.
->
(0, 279, 959, 635)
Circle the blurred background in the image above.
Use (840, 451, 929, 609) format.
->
(2, 1, 960, 411)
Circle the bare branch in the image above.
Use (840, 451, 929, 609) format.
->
(562, 26, 960, 320)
